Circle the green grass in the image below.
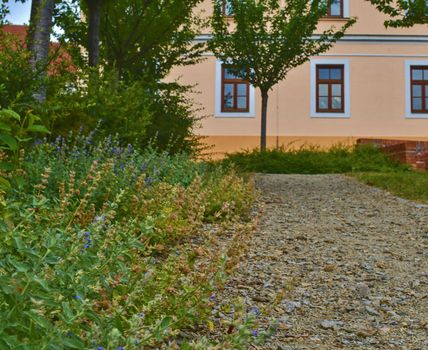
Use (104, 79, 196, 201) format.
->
(222, 144, 408, 174)
(352, 171, 428, 203)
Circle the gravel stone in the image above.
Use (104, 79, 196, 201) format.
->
(218, 174, 428, 349)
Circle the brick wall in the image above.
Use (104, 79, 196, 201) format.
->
(357, 138, 428, 170)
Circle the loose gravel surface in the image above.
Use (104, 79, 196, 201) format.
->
(223, 174, 428, 350)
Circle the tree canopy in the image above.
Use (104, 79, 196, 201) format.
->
(367, 0, 428, 27)
(209, 0, 355, 150)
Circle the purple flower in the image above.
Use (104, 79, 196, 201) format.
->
(209, 294, 216, 302)
(252, 330, 258, 337)
(138, 312, 145, 319)
(73, 295, 82, 300)
(84, 244, 90, 249)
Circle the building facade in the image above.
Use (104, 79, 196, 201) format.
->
(169, 0, 428, 155)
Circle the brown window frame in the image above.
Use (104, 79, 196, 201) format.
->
(410, 66, 428, 114)
(316, 65, 345, 113)
(222, 0, 234, 17)
(221, 65, 250, 113)
(325, 0, 344, 18)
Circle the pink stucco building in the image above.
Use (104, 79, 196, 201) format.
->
(170, 0, 428, 156)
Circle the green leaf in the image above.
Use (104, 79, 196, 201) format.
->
(0, 161, 15, 171)
(62, 337, 85, 349)
(0, 176, 11, 190)
(26, 124, 50, 134)
(155, 316, 172, 341)
(0, 109, 21, 121)
(0, 134, 18, 151)
(24, 311, 51, 329)
(0, 121, 11, 131)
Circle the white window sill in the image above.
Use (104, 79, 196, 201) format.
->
(405, 114, 428, 119)
(311, 113, 350, 119)
(215, 113, 255, 118)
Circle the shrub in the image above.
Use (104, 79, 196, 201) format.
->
(223, 144, 409, 174)
(0, 133, 256, 349)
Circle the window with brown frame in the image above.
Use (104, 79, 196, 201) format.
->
(410, 66, 428, 113)
(221, 66, 250, 113)
(326, 0, 343, 17)
(222, 0, 234, 16)
(316, 65, 344, 113)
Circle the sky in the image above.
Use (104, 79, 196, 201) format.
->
(5, 1, 32, 25)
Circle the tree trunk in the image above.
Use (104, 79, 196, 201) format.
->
(260, 89, 269, 152)
(28, 0, 55, 103)
(87, 0, 103, 67)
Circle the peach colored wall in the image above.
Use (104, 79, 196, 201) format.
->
(168, 0, 428, 154)
(196, 0, 428, 36)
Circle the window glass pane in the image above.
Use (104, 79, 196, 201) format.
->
(426, 98, 428, 111)
(318, 84, 328, 96)
(224, 0, 234, 16)
(318, 97, 329, 110)
(425, 85, 428, 96)
(332, 97, 342, 110)
(330, 68, 342, 80)
(224, 68, 238, 79)
(424, 70, 428, 81)
(318, 68, 330, 80)
(223, 84, 234, 108)
(330, 0, 342, 16)
(332, 84, 342, 96)
(412, 97, 422, 110)
(412, 85, 422, 97)
(237, 83, 247, 96)
(237, 97, 247, 109)
(412, 69, 423, 80)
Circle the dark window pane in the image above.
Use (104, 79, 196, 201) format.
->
(223, 84, 234, 108)
(413, 85, 422, 97)
(424, 70, 428, 81)
(332, 97, 342, 110)
(413, 97, 422, 110)
(318, 68, 330, 80)
(224, 68, 238, 79)
(330, 0, 342, 16)
(332, 84, 342, 96)
(412, 69, 423, 81)
(318, 97, 329, 110)
(330, 68, 342, 80)
(224, 0, 234, 16)
(237, 97, 247, 109)
(318, 84, 329, 96)
(425, 85, 428, 96)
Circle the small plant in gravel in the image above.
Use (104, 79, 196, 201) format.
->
(0, 132, 260, 349)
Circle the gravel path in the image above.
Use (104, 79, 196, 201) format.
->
(223, 174, 428, 350)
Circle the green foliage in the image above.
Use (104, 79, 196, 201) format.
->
(367, 0, 428, 27)
(43, 70, 202, 154)
(222, 144, 409, 174)
(209, 0, 355, 92)
(0, 107, 49, 189)
(353, 171, 428, 203)
(0, 133, 258, 348)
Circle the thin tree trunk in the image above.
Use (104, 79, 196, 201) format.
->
(87, 0, 103, 67)
(28, 0, 55, 103)
(260, 89, 269, 152)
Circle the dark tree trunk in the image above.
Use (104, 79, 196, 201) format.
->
(86, 0, 103, 67)
(260, 89, 269, 152)
(28, 0, 55, 103)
